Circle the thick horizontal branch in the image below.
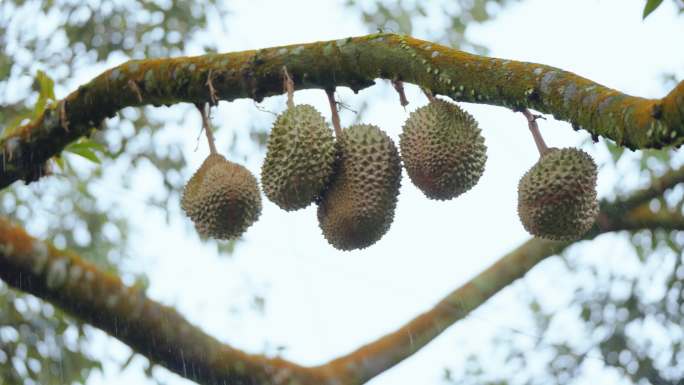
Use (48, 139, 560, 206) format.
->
(2, 33, 683, 188)
(2, 165, 684, 385)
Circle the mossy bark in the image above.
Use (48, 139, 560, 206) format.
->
(2, 33, 683, 188)
(2, 166, 684, 384)
(0, 218, 319, 385)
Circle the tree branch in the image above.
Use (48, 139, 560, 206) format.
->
(3, 165, 684, 384)
(315, 203, 684, 384)
(601, 166, 684, 215)
(1, 33, 683, 188)
(0, 218, 322, 385)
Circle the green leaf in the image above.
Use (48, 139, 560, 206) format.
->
(53, 155, 65, 170)
(65, 139, 107, 154)
(65, 147, 101, 163)
(33, 70, 56, 118)
(63, 138, 109, 164)
(643, 0, 664, 19)
(605, 140, 625, 164)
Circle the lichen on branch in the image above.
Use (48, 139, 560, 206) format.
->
(1, 33, 683, 188)
(2, 165, 684, 385)
(0, 217, 318, 385)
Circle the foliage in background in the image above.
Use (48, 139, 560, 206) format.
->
(345, 0, 520, 54)
(643, 0, 684, 19)
(0, 1, 226, 383)
(1, 0, 683, 384)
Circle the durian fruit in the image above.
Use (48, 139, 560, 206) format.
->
(181, 153, 262, 240)
(261, 104, 336, 211)
(399, 99, 487, 200)
(517, 147, 598, 241)
(317, 124, 402, 251)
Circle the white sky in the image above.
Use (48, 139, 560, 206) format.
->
(84, 0, 684, 384)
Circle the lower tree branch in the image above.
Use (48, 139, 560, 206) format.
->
(603, 166, 684, 215)
(315, 206, 684, 385)
(1, 33, 683, 188)
(0, 219, 320, 385)
(2, 165, 684, 384)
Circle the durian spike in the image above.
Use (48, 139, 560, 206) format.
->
(196, 102, 217, 155)
(520, 108, 549, 156)
(326, 88, 342, 137)
(282, 66, 295, 109)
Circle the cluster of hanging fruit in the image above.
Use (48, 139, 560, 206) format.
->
(181, 70, 599, 250)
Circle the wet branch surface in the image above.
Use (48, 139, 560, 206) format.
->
(2, 166, 684, 385)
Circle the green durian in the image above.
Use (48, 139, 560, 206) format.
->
(181, 154, 262, 240)
(400, 99, 487, 200)
(261, 104, 336, 211)
(517, 147, 598, 241)
(317, 124, 402, 251)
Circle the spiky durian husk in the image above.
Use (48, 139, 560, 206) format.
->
(182, 154, 262, 240)
(261, 104, 336, 211)
(517, 148, 598, 241)
(317, 124, 402, 251)
(400, 99, 487, 200)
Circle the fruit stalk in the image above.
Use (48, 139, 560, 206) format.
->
(422, 88, 437, 103)
(392, 80, 409, 107)
(282, 66, 295, 109)
(197, 102, 217, 155)
(520, 108, 549, 156)
(326, 88, 342, 137)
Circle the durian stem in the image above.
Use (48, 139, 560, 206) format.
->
(197, 102, 217, 155)
(326, 88, 343, 137)
(422, 88, 437, 103)
(282, 66, 295, 109)
(521, 108, 549, 156)
(392, 80, 409, 107)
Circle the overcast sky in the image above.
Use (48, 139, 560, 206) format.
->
(82, 1, 684, 384)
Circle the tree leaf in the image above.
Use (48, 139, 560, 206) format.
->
(642, 0, 664, 19)
(65, 138, 107, 154)
(33, 69, 56, 118)
(605, 140, 625, 164)
(64, 138, 106, 164)
(64, 147, 101, 164)
(53, 155, 65, 171)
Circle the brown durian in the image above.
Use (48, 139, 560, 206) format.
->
(181, 154, 262, 240)
(261, 104, 336, 210)
(400, 99, 487, 200)
(317, 124, 402, 251)
(517, 147, 598, 241)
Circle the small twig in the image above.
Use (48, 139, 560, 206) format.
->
(193, 127, 203, 152)
(326, 89, 342, 137)
(59, 100, 70, 132)
(519, 108, 550, 156)
(206, 70, 218, 106)
(196, 103, 217, 155)
(253, 102, 278, 116)
(282, 66, 295, 109)
(422, 88, 437, 103)
(392, 80, 409, 107)
(337, 101, 358, 114)
(127, 80, 143, 103)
